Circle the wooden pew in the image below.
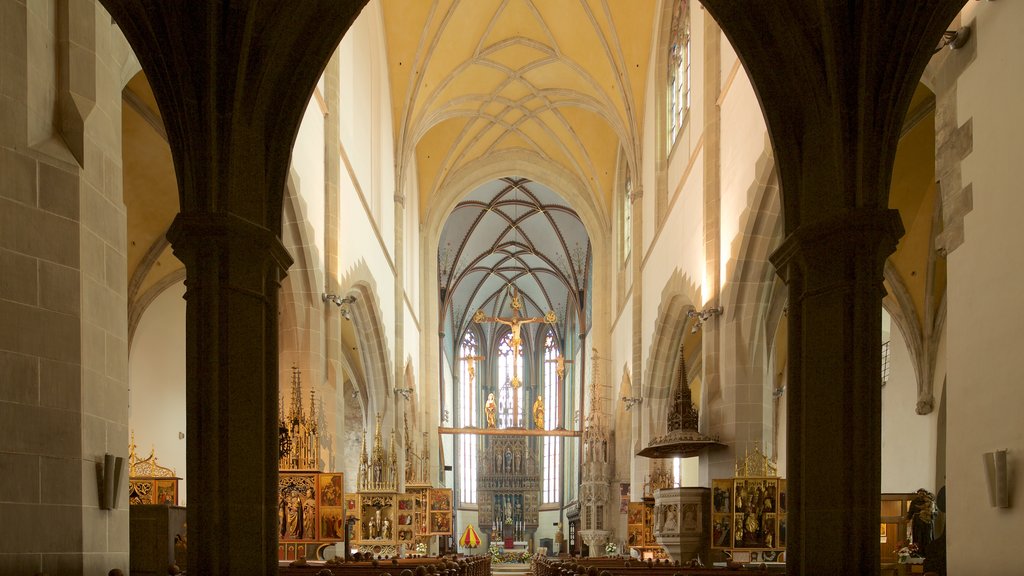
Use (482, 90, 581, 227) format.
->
(279, 554, 491, 576)
(533, 556, 783, 576)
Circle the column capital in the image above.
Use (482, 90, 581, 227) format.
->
(770, 208, 903, 289)
(167, 211, 293, 274)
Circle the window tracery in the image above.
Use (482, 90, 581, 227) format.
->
(458, 330, 479, 503)
(668, 0, 691, 145)
(542, 330, 561, 503)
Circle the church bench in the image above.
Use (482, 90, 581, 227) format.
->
(533, 557, 782, 576)
(279, 555, 490, 576)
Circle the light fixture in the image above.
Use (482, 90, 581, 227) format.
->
(622, 396, 643, 411)
(394, 388, 414, 401)
(687, 306, 723, 333)
(984, 449, 1010, 508)
(935, 26, 970, 53)
(323, 293, 356, 320)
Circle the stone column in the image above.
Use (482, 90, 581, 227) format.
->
(770, 211, 901, 574)
(167, 214, 292, 573)
(99, 3, 368, 573)
(0, 2, 131, 573)
(698, 3, 965, 574)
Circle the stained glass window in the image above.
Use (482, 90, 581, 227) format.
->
(668, 0, 691, 146)
(542, 330, 561, 503)
(458, 331, 478, 503)
(496, 331, 523, 428)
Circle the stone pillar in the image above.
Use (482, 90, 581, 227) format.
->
(167, 215, 292, 573)
(770, 211, 902, 575)
(98, 3, 369, 573)
(697, 3, 965, 574)
(0, 1, 132, 573)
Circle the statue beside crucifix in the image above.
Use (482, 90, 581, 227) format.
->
(473, 286, 556, 427)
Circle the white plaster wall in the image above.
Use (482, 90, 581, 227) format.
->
(946, 2, 1024, 571)
(293, 95, 327, 253)
(640, 158, 704, 350)
(881, 318, 937, 493)
(128, 281, 187, 503)
(719, 69, 769, 284)
(338, 0, 396, 256)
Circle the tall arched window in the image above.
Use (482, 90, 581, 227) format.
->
(458, 331, 479, 503)
(496, 331, 523, 428)
(542, 330, 561, 503)
(668, 0, 691, 145)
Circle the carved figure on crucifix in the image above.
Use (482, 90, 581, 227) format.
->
(473, 286, 556, 425)
(460, 353, 485, 387)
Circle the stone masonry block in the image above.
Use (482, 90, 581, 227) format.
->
(39, 358, 81, 412)
(0, 350, 39, 405)
(82, 277, 121, 335)
(80, 321, 104, 374)
(40, 552, 84, 574)
(39, 259, 80, 315)
(80, 228, 104, 283)
(0, 196, 79, 268)
(104, 331, 126, 383)
(0, 247, 37, 305)
(38, 160, 80, 221)
(104, 242, 125, 295)
(0, 146, 37, 205)
(0, 552, 43, 576)
(40, 455, 82, 505)
(0, 452, 40, 503)
(0, 299, 80, 363)
(0, 401, 81, 458)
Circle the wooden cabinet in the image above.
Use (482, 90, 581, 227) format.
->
(880, 493, 913, 574)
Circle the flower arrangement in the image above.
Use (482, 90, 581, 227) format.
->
(605, 542, 618, 555)
(895, 541, 921, 563)
(415, 542, 428, 555)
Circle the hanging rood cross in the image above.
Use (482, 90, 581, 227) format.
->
(474, 286, 556, 425)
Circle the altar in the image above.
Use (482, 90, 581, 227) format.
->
(477, 435, 539, 543)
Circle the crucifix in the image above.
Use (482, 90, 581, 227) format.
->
(460, 354, 486, 386)
(474, 286, 556, 427)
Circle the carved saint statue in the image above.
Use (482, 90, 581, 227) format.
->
(533, 395, 545, 429)
(485, 393, 497, 428)
(382, 517, 391, 540)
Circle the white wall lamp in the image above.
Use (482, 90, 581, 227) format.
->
(97, 453, 124, 510)
(622, 396, 643, 411)
(983, 449, 1010, 508)
(323, 293, 356, 320)
(687, 306, 723, 333)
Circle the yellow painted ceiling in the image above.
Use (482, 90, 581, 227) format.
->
(888, 83, 944, 329)
(382, 0, 657, 222)
(122, 73, 184, 309)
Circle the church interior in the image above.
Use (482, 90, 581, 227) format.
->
(1, 1, 1022, 575)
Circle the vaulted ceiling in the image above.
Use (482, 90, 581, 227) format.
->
(382, 0, 658, 222)
(438, 177, 591, 350)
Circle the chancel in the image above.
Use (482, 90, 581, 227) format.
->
(2, 1, 1021, 576)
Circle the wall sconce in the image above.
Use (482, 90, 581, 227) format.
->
(622, 396, 643, 411)
(687, 306, 723, 333)
(97, 453, 124, 510)
(442, 409, 450, 424)
(323, 293, 357, 320)
(394, 388, 414, 401)
(935, 26, 970, 53)
(984, 449, 1010, 508)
